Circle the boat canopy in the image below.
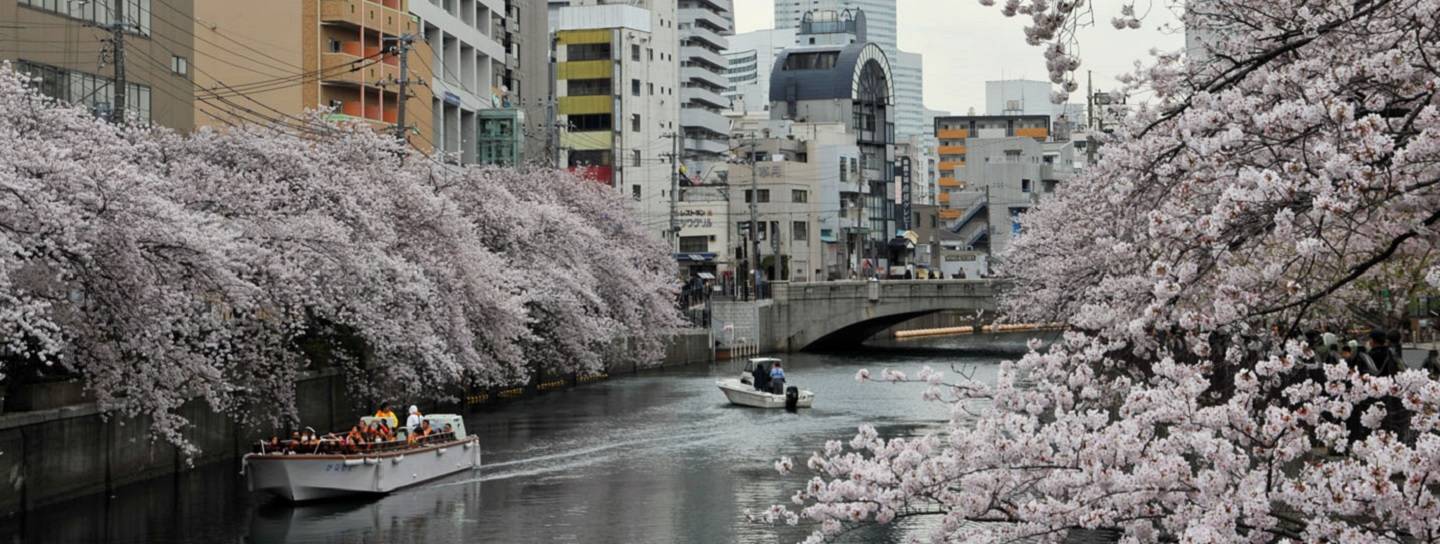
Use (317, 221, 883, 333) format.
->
(749, 357, 782, 364)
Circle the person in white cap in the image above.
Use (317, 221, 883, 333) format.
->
(406, 405, 423, 433)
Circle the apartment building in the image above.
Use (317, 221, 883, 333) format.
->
(677, 0, 732, 180)
(933, 114, 1074, 275)
(553, 1, 679, 242)
(410, 0, 508, 163)
(3, 0, 194, 129)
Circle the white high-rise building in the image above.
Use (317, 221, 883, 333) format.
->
(553, 1, 680, 242)
(412, 0, 509, 164)
(892, 51, 924, 141)
(773, 0, 894, 52)
(678, 0, 735, 180)
(722, 27, 795, 113)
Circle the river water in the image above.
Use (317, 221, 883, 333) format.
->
(1, 333, 1049, 544)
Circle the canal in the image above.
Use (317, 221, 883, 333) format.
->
(1, 333, 1048, 544)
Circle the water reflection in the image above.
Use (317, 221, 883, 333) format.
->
(2, 333, 1046, 544)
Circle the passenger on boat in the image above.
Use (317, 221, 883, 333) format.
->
(752, 363, 770, 392)
(406, 405, 423, 432)
(345, 425, 364, 445)
(769, 362, 786, 395)
(418, 420, 434, 438)
(374, 403, 399, 430)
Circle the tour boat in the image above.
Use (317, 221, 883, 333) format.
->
(717, 357, 814, 409)
(243, 414, 481, 502)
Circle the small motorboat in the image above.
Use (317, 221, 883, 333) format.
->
(717, 357, 814, 409)
(244, 414, 481, 502)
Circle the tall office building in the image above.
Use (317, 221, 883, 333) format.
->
(677, 0, 733, 181)
(5, 0, 194, 130)
(722, 27, 795, 113)
(773, 0, 893, 51)
(553, 0, 680, 242)
(771, 0, 924, 141)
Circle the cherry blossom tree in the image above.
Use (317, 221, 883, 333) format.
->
(763, 0, 1440, 541)
(0, 65, 680, 452)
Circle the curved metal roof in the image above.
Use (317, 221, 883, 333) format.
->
(769, 42, 893, 104)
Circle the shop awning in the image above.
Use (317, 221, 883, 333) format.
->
(696, 272, 715, 280)
(674, 252, 718, 262)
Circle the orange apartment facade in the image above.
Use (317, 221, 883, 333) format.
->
(193, 0, 434, 152)
(932, 114, 1049, 221)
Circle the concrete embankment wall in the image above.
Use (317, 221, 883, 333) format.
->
(0, 328, 713, 518)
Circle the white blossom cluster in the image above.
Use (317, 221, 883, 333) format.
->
(0, 67, 680, 454)
(764, 0, 1440, 541)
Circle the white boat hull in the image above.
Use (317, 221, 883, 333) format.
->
(245, 437, 481, 501)
(717, 378, 813, 409)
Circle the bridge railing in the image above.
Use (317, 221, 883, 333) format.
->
(770, 279, 1009, 302)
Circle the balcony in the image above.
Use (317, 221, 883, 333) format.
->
(937, 128, 969, 139)
(380, 4, 402, 36)
(561, 130, 613, 151)
(680, 8, 732, 36)
(938, 145, 966, 155)
(681, 67, 728, 89)
(938, 209, 961, 220)
(938, 160, 964, 171)
(683, 85, 728, 109)
(320, 0, 363, 27)
(321, 51, 366, 85)
(558, 95, 613, 116)
(1016, 127, 1049, 139)
(557, 29, 612, 45)
(683, 22, 728, 50)
(681, 45, 726, 71)
(557, 60, 612, 80)
(938, 177, 963, 188)
(684, 136, 729, 156)
(680, 108, 730, 136)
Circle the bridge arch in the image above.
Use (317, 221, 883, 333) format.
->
(765, 280, 1002, 352)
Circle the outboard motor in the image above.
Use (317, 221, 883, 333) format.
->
(785, 386, 800, 411)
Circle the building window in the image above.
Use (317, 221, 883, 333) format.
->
(1021, 179, 1032, 193)
(792, 221, 808, 242)
(679, 236, 708, 253)
(792, 189, 807, 203)
(745, 189, 770, 203)
(170, 55, 188, 77)
(328, 39, 343, 53)
(931, 215, 938, 229)
(838, 158, 847, 182)
(632, 184, 641, 200)
(632, 44, 641, 61)
(632, 149, 641, 166)
(15, 60, 151, 123)
(631, 79, 640, 96)
(648, 48, 654, 61)
(631, 114, 640, 132)
(1042, 179, 1058, 193)
(21, 0, 152, 36)
(648, 82, 654, 95)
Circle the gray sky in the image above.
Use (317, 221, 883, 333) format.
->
(731, 0, 1185, 114)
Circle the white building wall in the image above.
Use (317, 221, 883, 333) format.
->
(773, 0, 895, 52)
(722, 27, 795, 114)
(413, 0, 507, 163)
(984, 79, 1085, 128)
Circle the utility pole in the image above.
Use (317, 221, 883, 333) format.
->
(389, 34, 416, 143)
(749, 142, 761, 300)
(856, 163, 866, 278)
(665, 132, 680, 252)
(110, 0, 125, 124)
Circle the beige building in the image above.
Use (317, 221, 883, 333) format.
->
(2, 0, 195, 130)
(190, 0, 434, 152)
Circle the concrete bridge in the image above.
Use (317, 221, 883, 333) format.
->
(712, 279, 1004, 352)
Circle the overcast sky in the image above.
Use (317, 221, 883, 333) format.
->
(730, 0, 1186, 114)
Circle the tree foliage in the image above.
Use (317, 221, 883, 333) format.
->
(0, 67, 680, 452)
(764, 0, 1440, 541)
